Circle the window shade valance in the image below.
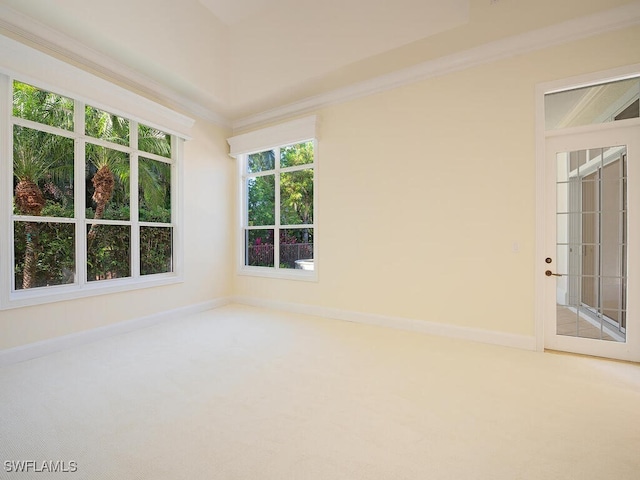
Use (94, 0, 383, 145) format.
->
(227, 116, 317, 158)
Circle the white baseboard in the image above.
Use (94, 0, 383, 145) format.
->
(0, 297, 232, 367)
(1, 296, 537, 367)
(232, 296, 537, 351)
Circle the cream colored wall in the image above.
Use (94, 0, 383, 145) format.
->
(233, 26, 640, 337)
(0, 119, 235, 350)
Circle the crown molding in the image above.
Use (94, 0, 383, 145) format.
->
(232, 1, 640, 132)
(0, 4, 230, 128)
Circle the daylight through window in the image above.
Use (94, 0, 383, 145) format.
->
(242, 141, 315, 275)
(9, 80, 177, 297)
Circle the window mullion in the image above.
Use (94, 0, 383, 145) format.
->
(172, 136, 183, 276)
(274, 148, 281, 269)
(12, 117, 76, 139)
(241, 159, 248, 269)
(75, 99, 87, 286)
(130, 121, 140, 278)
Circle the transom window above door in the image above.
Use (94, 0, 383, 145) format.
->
(545, 76, 639, 130)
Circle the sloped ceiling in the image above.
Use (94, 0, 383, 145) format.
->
(0, 0, 637, 127)
(198, 0, 274, 25)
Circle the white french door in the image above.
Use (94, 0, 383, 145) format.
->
(544, 122, 640, 361)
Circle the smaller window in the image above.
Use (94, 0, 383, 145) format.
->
(228, 115, 318, 280)
(242, 141, 315, 277)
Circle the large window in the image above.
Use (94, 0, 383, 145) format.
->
(229, 116, 317, 280)
(3, 78, 180, 306)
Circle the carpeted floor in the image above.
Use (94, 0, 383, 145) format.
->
(1, 304, 639, 479)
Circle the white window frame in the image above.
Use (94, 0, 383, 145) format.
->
(0, 35, 192, 309)
(228, 116, 318, 281)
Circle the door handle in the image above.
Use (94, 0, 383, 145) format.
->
(545, 270, 562, 277)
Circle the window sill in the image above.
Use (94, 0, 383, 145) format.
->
(238, 266, 318, 282)
(2, 274, 183, 310)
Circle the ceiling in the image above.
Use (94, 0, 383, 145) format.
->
(198, 0, 275, 25)
(0, 0, 636, 127)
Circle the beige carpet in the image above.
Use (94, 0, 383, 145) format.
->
(1, 304, 639, 479)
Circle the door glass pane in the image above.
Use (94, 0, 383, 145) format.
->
(555, 146, 627, 342)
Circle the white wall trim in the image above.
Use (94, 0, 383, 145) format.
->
(232, 296, 537, 351)
(0, 4, 228, 128)
(0, 297, 232, 367)
(232, 1, 640, 131)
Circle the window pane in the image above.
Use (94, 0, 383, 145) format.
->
(138, 124, 171, 158)
(545, 77, 639, 130)
(280, 141, 313, 168)
(248, 150, 275, 173)
(86, 144, 130, 220)
(140, 226, 172, 275)
(280, 228, 314, 270)
(85, 106, 129, 146)
(14, 221, 75, 289)
(281, 169, 313, 225)
(12, 81, 74, 130)
(139, 157, 171, 222)
(246, 229, 274, 267)
(248, 175, 275, 226)
(87, 225, 130, 281)
(13, 126, 74, 218)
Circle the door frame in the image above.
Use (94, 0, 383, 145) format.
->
(535, 64, 640, 358)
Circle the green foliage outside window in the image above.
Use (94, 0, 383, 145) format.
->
(245, 141, 314, 269)
(12, 81, 174, 290)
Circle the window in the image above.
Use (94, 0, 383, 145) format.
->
(544, 76, 639, 130)
(228, 116, 317, 280)
(2, 77, 182, 307)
